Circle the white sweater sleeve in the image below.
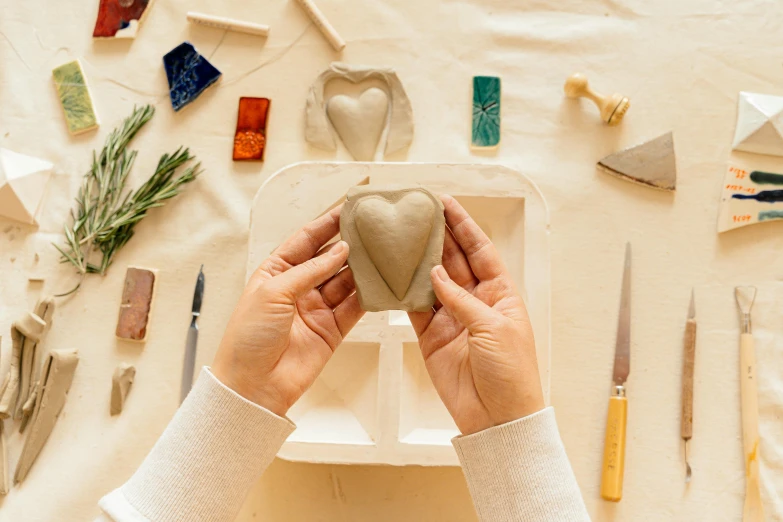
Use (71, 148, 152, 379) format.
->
(97, 371, 587, 522)
(96, 368, 295, 522)
(452, 407, 591, 522)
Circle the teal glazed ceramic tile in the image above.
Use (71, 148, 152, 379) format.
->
(163, 42, 222, 112)
(472, 76, 501, 149)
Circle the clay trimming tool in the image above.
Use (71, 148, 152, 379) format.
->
(180, 265, 204, 404)
(600, 242, 631, 502)
(564, 73, 630, 125)
(681, 290, 696, 483)
(734, 286, 765, 522)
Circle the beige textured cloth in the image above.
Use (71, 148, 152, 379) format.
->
(97, 368, 588, 522)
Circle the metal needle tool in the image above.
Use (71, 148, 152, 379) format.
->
(681, 289, 696, 484)
(181, 265, 205, 404)
(600, 242, 631, 502)
(735, 286, 765, 522)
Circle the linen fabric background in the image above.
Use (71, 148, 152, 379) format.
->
(1, 0, 783, 520)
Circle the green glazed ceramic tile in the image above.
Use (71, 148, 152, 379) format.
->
(52, 60, 99, 135)
(472, 76, 501, 149)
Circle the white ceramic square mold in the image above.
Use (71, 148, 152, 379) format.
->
(248, 162, 550, 466)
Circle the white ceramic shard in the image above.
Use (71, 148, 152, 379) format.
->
(327, 88, 389, 161)
(248, 162, 550, 466)
(0, 149, 53, 225)
(732, 92, 783, 157)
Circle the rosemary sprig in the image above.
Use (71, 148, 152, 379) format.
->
(55, 105, 202, 296)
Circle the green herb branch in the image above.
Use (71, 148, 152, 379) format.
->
(55, 105, 202, 296)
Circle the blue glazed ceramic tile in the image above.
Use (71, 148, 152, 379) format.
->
(471, 76, 501, 149)
(163, 42, 222, 112)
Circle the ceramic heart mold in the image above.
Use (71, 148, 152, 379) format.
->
(341, 186, 445, 312)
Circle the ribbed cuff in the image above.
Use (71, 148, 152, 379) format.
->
(452, 407, 590, 522)
(99, 367, 295, 522)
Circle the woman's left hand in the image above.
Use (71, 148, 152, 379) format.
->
(212, 207, 364, 416)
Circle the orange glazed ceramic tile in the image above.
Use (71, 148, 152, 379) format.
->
(233, 97, 270, 161)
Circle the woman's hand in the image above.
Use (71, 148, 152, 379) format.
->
(409, 195, 545, 435)
(212, 207, 364, 417)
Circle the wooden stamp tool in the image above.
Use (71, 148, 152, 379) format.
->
(681, 290, 696, 483)
(734, 286, 765, 522)
(600, 243, 631, 502)
(564, 73, 629, 125)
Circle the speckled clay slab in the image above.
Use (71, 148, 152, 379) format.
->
(247, 162, 550, 466)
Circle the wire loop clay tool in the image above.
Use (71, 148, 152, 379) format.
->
(564, 73, 629, 125)
(600, 243, 631, 502)
(734, 286, 765, 522)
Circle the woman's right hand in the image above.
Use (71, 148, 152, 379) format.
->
(408, 195, 545, 435)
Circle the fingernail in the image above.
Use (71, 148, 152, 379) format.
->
(331, 241, 347, 256)
(433, 265, 449, 282)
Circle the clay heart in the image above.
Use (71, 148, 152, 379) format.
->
(326, 87, 389, 161)
(355, 192, 435, 300)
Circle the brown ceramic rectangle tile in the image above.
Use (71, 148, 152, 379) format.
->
(116, 267, 156, 341)
(233, 97, 270, 161)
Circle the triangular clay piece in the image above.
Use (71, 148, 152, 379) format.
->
(341, 186, 445, 312)
(355, 191, 435, 299)
(732, 92, 783, 156)
(597, 132, 676, 191)
(14, 349, 79, 485)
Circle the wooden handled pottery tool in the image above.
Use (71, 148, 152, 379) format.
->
(600, 243, 631, 502)
(734, 286, 765, 522)
(564, 73, 630, 125)
(681, 290, 696, 483)
(181, 266, 205, 404)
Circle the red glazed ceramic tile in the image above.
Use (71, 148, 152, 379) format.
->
(93, 0, 152, 38)
(233, 97, 270, 161)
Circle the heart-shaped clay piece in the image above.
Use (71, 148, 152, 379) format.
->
(326, 87, 389, 161)
(355, 192, 435, 300)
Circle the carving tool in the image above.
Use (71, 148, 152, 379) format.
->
(293, 0, 346, 51)
(187, 12, 271, 37)
(180, 266, 204, 404)
(681, 289, 696, 483)
(564, 73, 630, 125)
(600, 242, 631, 502)
(734, 286, 765, 522)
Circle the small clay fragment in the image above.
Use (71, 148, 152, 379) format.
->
(14, 349, 79, 484)
(340, 186, 445, 312)
(116, 267, 157, 342)
(111, 363, 136, 416)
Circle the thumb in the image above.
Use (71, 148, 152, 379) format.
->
(271, 241, 349, 302)
(430, 265, 494, 332)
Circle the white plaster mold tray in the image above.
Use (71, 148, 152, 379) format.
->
(248, 162, 551, 466)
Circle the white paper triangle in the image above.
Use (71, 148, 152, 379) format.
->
(732, 92, 783, 156)
(0, 148, 53, 225)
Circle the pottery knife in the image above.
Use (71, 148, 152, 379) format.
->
(600, 243, 631, 502)
(180, 265, 204, 404)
